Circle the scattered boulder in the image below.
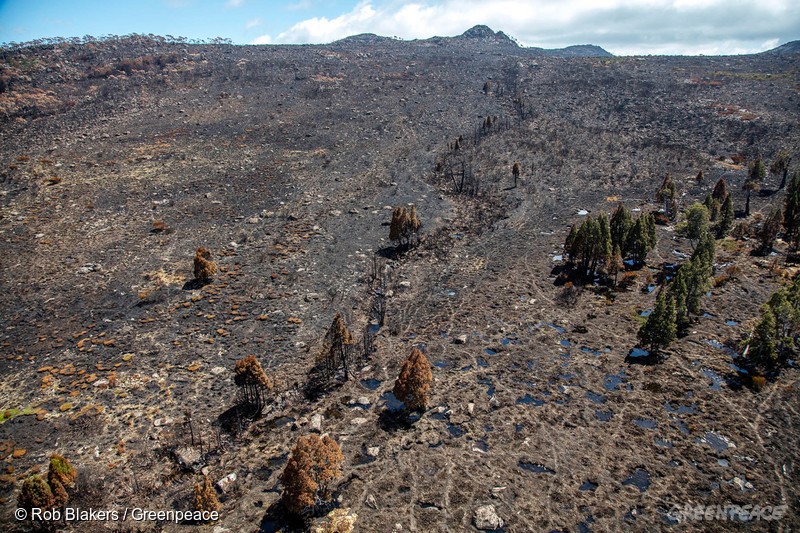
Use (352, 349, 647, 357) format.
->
(216, 472, 237, 493)
(473, 504, 504, 530)
(153, 416, 173, 427)
(453, 334, 468, 345)
(174, 446, 201, 471)
(77, 263, 101, 274)
(356, 396, 371, 407)
(309, 414, 323, 433)
(366, 446, 380, 457)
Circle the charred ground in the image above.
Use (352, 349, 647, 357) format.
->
(1, 28, 799, 531)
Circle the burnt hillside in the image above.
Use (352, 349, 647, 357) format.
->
(1, 28, 799, 532)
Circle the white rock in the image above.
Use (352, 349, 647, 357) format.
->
(310, 414, 323, 432)
(175, 446, 200, 468)
(454, 334, 468, 345)
(153, 416, 173, 427)
(216, 472, 237, 493)
(399, 281, 411, 288)
(351, 417, 368, 425)
(366, 446, 380, 457)
(473, 504, 504, 530)
(210, 366, 226, 375)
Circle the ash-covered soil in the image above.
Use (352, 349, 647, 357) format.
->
(1, 29, 799, 531)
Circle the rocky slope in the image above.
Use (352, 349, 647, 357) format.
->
(0, 27, 799, 532)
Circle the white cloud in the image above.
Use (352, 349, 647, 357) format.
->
(226, 0, 244, 7)
(251, 33, 273, 44)
(275, 1, 377, 43)
(269, 0, 799, 55)
(245, 18, 263, 29)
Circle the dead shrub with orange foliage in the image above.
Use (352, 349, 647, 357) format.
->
(280, 434, 343, 515)
(192, 474, 221, 516)
(393, 347, 433, 411)
(193, 247, 217, 281)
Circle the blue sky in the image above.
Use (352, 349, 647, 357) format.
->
(1, 0, 798, 55)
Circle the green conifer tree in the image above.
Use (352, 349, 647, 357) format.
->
(685, 202, 710, 248)
(748, 309, 777, 370)
(717, 194, 735, 238)
(638, 290, 677, 353)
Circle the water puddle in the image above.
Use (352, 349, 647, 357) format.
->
(501, 336, 518, 346)
(633, 418, 657, 430)
(485, 348, 497, 356)
(603, 372, 630, 391)
(702, 312, 716, 318)
(586, 391, 606, 404)
(725, 320, 739, 326)
(579, 481, 598, 491)
(477, 357, 489, 368)
(368, 322, 381, 334)
(432, 361, 449, 369)
(517, 394, 545, 406)
(699, 431, 733, 452)
(542, 322, 566, 334)
(627, 347, 649, 358)
(704, 339, 737, 357)
(718, 459, 729, 467)
(701, 368, 723, 390)
(447, 423, 465, 438)
(519, 461, 556, 474)
(472, 439, 489, 453)
(646, 284, 657, 293)
(622, 468, 650, 492)
(477, 377, 495, 397)
(460, 364, 474, 372)
(595, 409, 613, 422)
(664, 401, 697, 414)
(559, 339, 573, 347)
(640, 309, 652, 317)
(430, 411, 448, 421)
(580, 346, 602, 356)
(360, 378, 382, 390)
(380, 391, 405, 412)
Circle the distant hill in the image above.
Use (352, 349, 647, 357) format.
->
(762, 40, 800, 54)
(332, 25, 613, 57)
(332, 33, 396, 45)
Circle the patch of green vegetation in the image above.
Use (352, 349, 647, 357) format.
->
(719, 238, 740, 252)
(0, 406, 37, 424)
